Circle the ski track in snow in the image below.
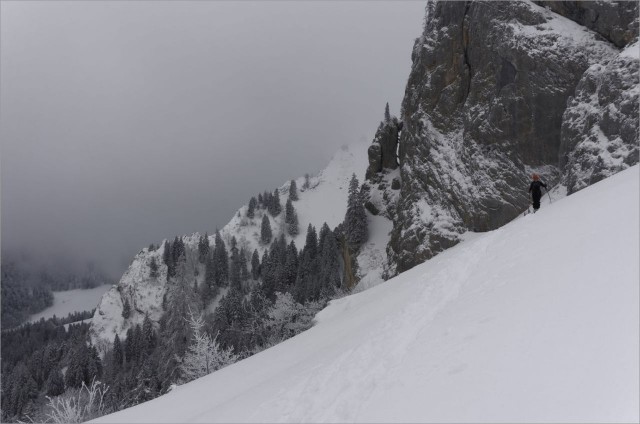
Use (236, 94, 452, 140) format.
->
(95, 166, 639, 423)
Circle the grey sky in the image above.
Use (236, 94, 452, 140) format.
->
(1, 1, 426, 278)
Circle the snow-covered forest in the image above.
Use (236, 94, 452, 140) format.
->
(1, 0, 638, 422)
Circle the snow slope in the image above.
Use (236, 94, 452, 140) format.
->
(219, 141, 369, 256)
(28, 285, 111, 323)
(95, 165, 639, 423)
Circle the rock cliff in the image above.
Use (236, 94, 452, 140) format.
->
(366, 0, 638, 274)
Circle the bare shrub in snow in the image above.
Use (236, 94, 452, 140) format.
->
(178, 311, 238, 384)
(263, 292, 324, 345)
(45, 379, 109, 423)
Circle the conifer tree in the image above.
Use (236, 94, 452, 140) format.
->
(44, 367, 65, 397)
(198, 233, 210, 263)
(124, 327, 135, 364)
(247, 197, 257, 219)
(269, 189, 282, 216)
(213, 231, 229, 286)
(261, 215, 272, 245)
(284, 241, 299, 288)
(251, 249, 260, 279)
(149, 257, 159, 279)
(229, 237, 241, 292)
(303, 173, 310, 190)
(122, 298, 131, 319)
(285, 198, 299, 237)
(202, 254, 216, 303)
(163, 240, 174, 277)
(113, 333, 124, 369)
(384, 102, 391, 123)
(239, 247, 249, 281)
(142, 314, 156, 353)
(344, 174, 368, 247)
(304, 224, 318, 260)
(289, 180, 299, 201)
(319, 226, 342, 293)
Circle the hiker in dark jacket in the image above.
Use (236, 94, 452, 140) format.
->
(529, 173, 548, 211)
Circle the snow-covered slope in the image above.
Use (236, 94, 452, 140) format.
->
(219, 141, 369, 256)
(28, 285, 111, 323)
(90, 141, 371, 346)
(95, 165, 639, 423)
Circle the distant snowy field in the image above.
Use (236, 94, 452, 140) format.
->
(96, 166, 639, 423)
(29, 285, 112, 323)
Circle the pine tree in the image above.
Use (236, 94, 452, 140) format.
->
(261, 215, 272, 245)
(247, 197, 257, 219)
(149, 257, 159, 279)
(124, 327, 135, 364)
(202, 254, 217, 303)
(44, 367, 65, 397)
(65, 345, 86, 388)
(344, 173, 368, 247)
(239, 247, 249, 282)
(284, 241, 299, 288)
(198, 233, 210, 263)
(122, 298, 131, 319)
(384, 102, 391, 123)
(303, 173, 310, 190)
(269, 189, 282, 216)
(304, 224, 318, 260)
(319, 226, 342, 293)
(142, 315, 156, 353)
(163, 240, 174, 278)
(229, 237, 241, 292)
(251, 249, 260, 279)
(113, 333, 124, 369)
(213, 231, 229, 286)
(285, 198, 299, 237)
(289, 180, 299, 201)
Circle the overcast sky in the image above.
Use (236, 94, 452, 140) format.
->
(1, 1, 426, 278)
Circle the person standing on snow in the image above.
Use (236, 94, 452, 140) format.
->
(529, 173, 548, 212)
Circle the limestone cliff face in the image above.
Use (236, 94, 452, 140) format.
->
(371, 0, 638, 274)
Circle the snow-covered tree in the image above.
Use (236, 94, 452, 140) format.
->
(269, 189, 282, 216)
(289, 180, 299, 201)
(384, 102, 391, 123)
(247, 197, 257, 219)
(149, 257, 159, 279)
(285, 198, 299, 236)
(121, 298, 131, 319)
(251, 249, 260, 279)
(198, 233, 209, 263)
(178, 311, 237, 384)
(261, 215, 272, 245)
(44, 367, 65, 397)
(344, 173, 368, 247)
(213, 231, 229, 286)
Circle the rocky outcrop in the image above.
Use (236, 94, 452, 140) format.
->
(561, 42, 639, 193)
(365, 117, 401, 180)
(384, 0, 636, 274)
(533, 1, 639, 48)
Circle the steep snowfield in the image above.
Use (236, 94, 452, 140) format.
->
(27, 285, 111, 323)
(95, 166, 639, 423)
(219, 141, 370, 256)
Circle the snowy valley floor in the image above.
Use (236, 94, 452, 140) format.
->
(96, 166, 639, 423)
